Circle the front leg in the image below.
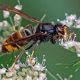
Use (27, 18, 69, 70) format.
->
(50, 34, 59, 44)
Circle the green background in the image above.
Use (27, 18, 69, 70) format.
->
(0, 0, 80, 80)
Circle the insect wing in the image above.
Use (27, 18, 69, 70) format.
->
(0, 4, 40, 23)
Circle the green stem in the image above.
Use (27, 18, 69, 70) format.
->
(56, 73, 63, 80)
(47, 69, 58, 80)
(9, 16, 14, 26)
(17, 0, 21, 5)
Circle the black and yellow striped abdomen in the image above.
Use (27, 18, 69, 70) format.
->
(2, 31, 25, 52)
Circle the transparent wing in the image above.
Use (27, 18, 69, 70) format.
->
(0, 4, 40, 23)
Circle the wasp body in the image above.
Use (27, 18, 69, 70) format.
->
(0, 4, 67, 53)
(2, 23, 66, 52)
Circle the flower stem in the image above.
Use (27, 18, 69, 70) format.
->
(9, 16, 14, 26)
(56, 73, 63, 80)
(17, 0, 21, 5)
(47, 69, 58, 80)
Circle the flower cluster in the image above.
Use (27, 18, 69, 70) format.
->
(59, 33, 80, 57)
(57, 13, 80, 28)
(55, 13, 80, 57)
(0, 0, 22, 30)
(0, 51, 47, 80)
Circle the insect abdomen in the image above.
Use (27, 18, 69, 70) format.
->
(2, 31, 24, 52)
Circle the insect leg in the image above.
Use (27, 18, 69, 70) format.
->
(28, 40, 40, 64)
(25, 41, 37, 50)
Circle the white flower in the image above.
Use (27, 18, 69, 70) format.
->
(66, 41, 75, 48)
(60, 40, 75, 49)
(33, 71, 38, 77)
(26, 55, 36, 66)
(19, 72, 25, 77)
(6, 72, 13, 78)
(75, 19, 80, 28)
(14, 64, 20, 70)
(66, 20, 73, 27)
(22, 68, 28, 73)
(25, 75, 32, 80)
(2, 78, 12, 80)
(14, 14, 21, 21)
(7, 78, 13, 80)
(26, 51, 29, 55)
(3, 10, 10, 18)
(57, 19, 60, 22)
(76, 53, 80, 57)
(60, 20, 66, 25)
(14, 14, 22, 26)
(75, 25, 80, 28)
(3, 20, 10, 28)
(0, 20, 10, 30)
(14, 5, 22, 10)
(19, 63, 26, 67)
(0, 22, 3, 27)
(33, 63, 45, 71)
(39, 73, 46, 80)
(33, 77, 39, 80)
(76, 19, 80, 25)
(0, 68, 6, 74)
(58, 18, 74, 28)
(31, 58, 36, 65)
(74, 42, 80, 57)
(60, 39, 80, 57)
(66, 14, 76, 21)
(16, 76, 23, 80)
(65, 13, 68, 16)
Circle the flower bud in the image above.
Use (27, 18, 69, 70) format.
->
(14, 5, 22, 10)
(3, 10, 10, 18)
